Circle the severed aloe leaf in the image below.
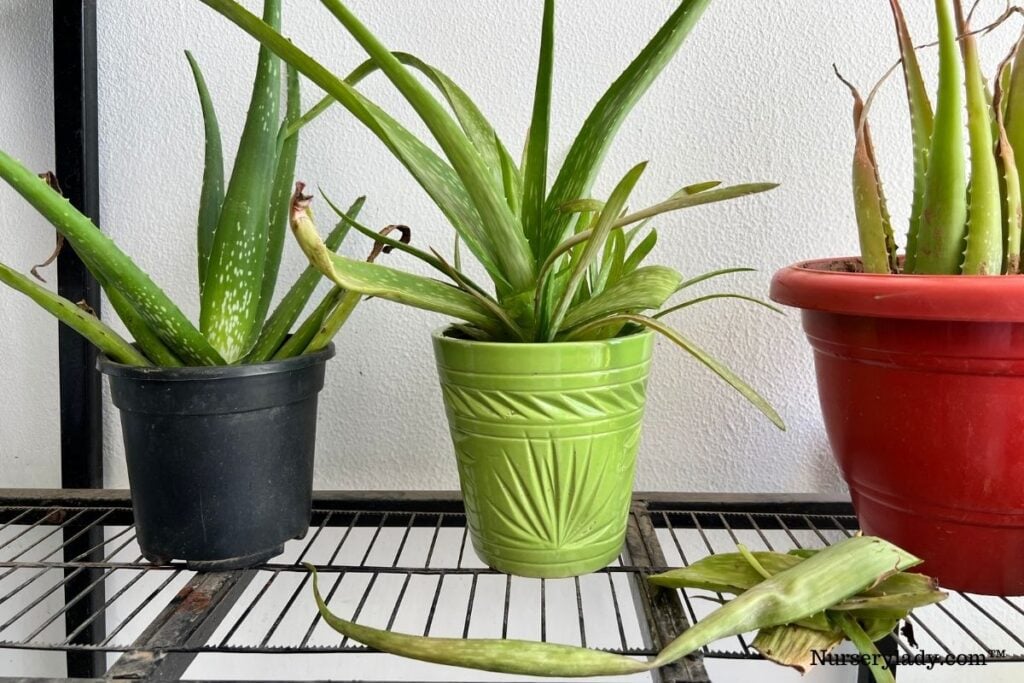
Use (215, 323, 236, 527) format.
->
(753, 623, 844, 674)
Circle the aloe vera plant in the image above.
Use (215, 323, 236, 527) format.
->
(200, 0, 784, 428)
(304, 535, 939, 681)
(0, 0, 369, 367)
(845, 0, 1024, 275)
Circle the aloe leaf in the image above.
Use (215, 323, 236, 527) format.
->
(303, 289, 360, 354)
(561, 265, 680, 332)
(623, 229, 657, 273)
(655, 293, 784, 318)
(195, 0, 511, 293)
(541, 0, 712, 257)
(753, 624, 845, 674)
(305, 565, 650, 676)
(389, 52, 509, 193)
(651, 537, 919, 668)
(613, 182, 778, 229)
(831, 613, 896, 683)
(888, 0, 935, 272)
(913, 0, 968, 274)
(545, 162, 647, 339)
(290, 189, 503, 336)
(104, 288, 183, 367)
(185, 51, 225, 291)
(996, 50, 1023, 273)
(0, 262, 151, 367)
(567, 313, 783, 428)
(681, 180, 722, 194)
(200, 0, 281, 361)
(319, 0, 535, 293)
(1005, 30, 1024, 213)
(0, 151, 224, 364)
(835, 71, 897, 274)
(248, 196, 364, 363)
(273, 286, 345, 359)
(499, 140, 523, 215)
(256, 64, 302, 329)
(678, 267, 755, 290)
(956, 2, 1003, 275)
(522, 0, 555, 258)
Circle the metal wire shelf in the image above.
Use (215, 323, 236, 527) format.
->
(1, 490, 1021, 682)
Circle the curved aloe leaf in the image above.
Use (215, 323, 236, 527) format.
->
(1005, 30, 1024, 222)
(541, 0, 712, 257)
(247, 196, 364, 363)
(655, 293, 783, 318)
(913, 0, 967, 274)
(306, 565, 650, 677)
(290, 188, 502, 336)
(0, 262, 151, 367)
(956, 1, 1003, 275)
(200, 0, 281, 361)
(105, 288, 183, 367)
(561, 265, 680, 331)
(613, 182, 778, 229)
(566, 313, 783, 429)
(319, 0, 535, 293)
(185, 51, 224, 290)
(256, 63, 302, 329)
(888, 0, 934, 272)
(0, 151, 224, 365)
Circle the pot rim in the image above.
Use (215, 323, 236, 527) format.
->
(97, 342, 336, 381)
(431, 326, 654, 350)
(770, 256, 1024, 322)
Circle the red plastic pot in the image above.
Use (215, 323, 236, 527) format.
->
(771, 257, 1024, 596)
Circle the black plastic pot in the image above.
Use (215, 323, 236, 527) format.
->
(98, 345, 335, 570)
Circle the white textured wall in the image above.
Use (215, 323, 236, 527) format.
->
(3, 2, 1020, 495)
(0, 1, 59, 489)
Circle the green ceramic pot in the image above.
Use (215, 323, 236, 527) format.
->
(433, 327, 655, 578)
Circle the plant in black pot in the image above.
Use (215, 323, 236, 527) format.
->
(0, 0, 379, 569)
(202, 0, 785, 578)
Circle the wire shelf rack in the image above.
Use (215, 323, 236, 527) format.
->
(1, 490, 1021, 682)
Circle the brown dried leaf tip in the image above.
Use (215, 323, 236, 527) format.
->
(367, 225, 412, 263)
(290, 181, 314, 229)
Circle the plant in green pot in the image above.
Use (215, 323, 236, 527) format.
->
(0, 0, 378, 569)
(771, 0, 1024, 595)
(202, 0, 784, 578)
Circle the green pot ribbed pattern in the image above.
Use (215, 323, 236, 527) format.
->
(433, 328, 655, 578)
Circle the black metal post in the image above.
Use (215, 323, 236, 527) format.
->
(53, 1, 106, 676)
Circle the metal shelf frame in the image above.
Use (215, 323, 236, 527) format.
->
(2, 490, 1022, 682)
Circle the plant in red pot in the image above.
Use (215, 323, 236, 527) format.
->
(772, 0, 1024, 595)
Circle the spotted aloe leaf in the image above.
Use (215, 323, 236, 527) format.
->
(560, 266, 681, 332)
(200, 0, 281, 362)
(0, 150, 224, 365)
